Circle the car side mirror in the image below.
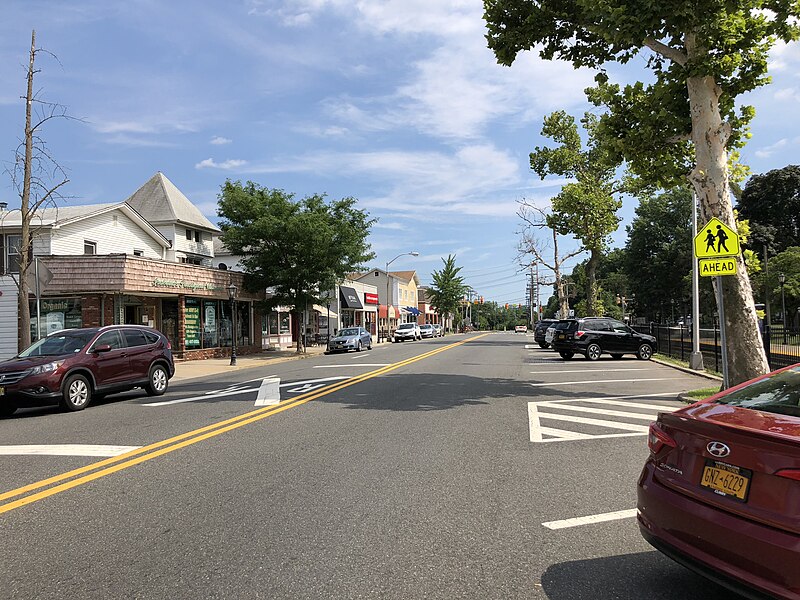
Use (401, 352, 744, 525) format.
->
(93, 344, 112, 353)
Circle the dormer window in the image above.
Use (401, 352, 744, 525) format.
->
(84, 241, 97, 255)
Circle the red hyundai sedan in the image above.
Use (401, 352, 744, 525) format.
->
(638, 364, 800, 599)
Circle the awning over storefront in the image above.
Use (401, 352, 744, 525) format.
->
(379, 305, 399, 319)
(403, 306, 421, 316)
(339, 286, 364, 309)
(312, 304, 338, 319)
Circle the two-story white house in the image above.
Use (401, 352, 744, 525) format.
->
(0, 172, 263, 360)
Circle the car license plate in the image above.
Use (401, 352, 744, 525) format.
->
(558, 333, 565, 340)
(0, 386, 4, 396)
(700, 459, 751, 502)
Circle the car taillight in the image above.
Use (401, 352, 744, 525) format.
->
(648, 422, 676, 454)
(574, 330, 585, 339)
(167, 340, 172, 350)
(776, 469, 800, 481)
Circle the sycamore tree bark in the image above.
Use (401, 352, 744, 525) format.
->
(684, 38, 769, 381)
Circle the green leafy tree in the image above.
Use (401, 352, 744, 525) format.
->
(484, 0, 800, 383)
(759, 246, 800, 328)
(426, 255, 468, 332)
(737, 165, 800, 255)
(217, 181, 375, 352)
(529, 111, 622, 316)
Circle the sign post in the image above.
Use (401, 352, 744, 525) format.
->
(693, 218, 740, 389)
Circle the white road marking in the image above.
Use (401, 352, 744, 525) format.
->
(313, 364, 390, 368)
(534, 402, 664, 421)
(0, 445, 140, 457)
(255, 377, 281, 406)
(542, 509, 638, 530)
(528, 377, 681, 387)
(352, 353, 371, 359)
(528, 403, 543, 442)
(529, 368, 659, 374)
(286, 383, 325, 394)
(537, 412, 650, 432)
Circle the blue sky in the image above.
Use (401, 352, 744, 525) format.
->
(1, 1, 799, 306)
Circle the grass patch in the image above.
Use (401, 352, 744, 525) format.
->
(683, 386, 722, 400)
(654, 353, 722, 378)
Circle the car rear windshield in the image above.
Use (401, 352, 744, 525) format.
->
(19, 331, 97, 357)
(555, 321, 574, 331)
(714, 367, 800, 418)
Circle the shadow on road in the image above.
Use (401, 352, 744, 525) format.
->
(540, 551, 736, 600)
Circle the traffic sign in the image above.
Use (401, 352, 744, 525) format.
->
(694, 218, 740, 258)
(699, 257, 737, 277)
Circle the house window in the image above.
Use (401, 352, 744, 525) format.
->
(186, 228, 193, 241)
(84, 241, 97, 255)
(194, 231, 201, 243)
(6, 234, 22, 273)
(133, 249, 144, 257)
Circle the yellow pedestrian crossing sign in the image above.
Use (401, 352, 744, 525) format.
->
(694, 218, 740, 258)
(699, 257, 737, 277)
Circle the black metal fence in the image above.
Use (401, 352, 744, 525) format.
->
(633, 325, 800, 372)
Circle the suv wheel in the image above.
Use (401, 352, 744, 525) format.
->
(356, 341, 362, 352)
(586, 343, 602, 361)
(145, 364, 169, 396)
(61, 374, 92, 411)
(637, 343, 654, 360)
(559, 351, 574, 360)
(538, 342, 550, 349)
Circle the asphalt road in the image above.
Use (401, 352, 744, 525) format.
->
(0, 332, 733, 599)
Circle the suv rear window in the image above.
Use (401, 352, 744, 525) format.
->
(557, 321, 577, 331)
(714, 367, 800, 418)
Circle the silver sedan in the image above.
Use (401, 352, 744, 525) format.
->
(327, 327, 373, 353)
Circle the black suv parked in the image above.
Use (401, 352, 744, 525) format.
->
(533, 318, 558, 348)
(550, 317, 657, 361)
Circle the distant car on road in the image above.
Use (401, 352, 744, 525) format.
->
(0, 325, 174, 416)
(419, 324, 436, 338)
(327, 327, 372, 353)
(551, 317, 656, 361)
(514, 325, 528, 333)
(393, 323, 420, 342)
(638, 363, 800, 600)
(432, 324, 444, 337)
(534, 319, 558, 348)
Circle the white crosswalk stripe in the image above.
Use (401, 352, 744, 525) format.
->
(528, 397, 678, 443)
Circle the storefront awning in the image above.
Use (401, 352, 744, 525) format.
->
(339, 286, 364, 309)
(313, 304, 338, 318)
(403, 306, 421, 316)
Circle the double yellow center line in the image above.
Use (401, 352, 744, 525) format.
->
(0, 334, 488, 515)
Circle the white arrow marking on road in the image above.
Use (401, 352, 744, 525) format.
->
(542, 509, 638, 530)
(255, 377, 281, 406)
(286, 383, 325, 394)
(0, 445, 140, 457)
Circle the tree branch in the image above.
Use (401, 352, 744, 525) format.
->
(643, 37, 687, 66)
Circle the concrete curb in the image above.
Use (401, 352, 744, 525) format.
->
(651, 356, 723, 383)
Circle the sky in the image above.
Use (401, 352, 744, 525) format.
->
(1, 1, 799, 307)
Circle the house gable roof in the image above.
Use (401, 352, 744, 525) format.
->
(389, 270, 419, 285)
(123, 172, 221, 233)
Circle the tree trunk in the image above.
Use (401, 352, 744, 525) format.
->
(17, 30, 35, 352)
(586, 249, 600, 316)
(685, 42, 769, 385)
(552, 231, 569, 318)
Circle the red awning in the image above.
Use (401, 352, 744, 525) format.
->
(379, 305, 388, 319)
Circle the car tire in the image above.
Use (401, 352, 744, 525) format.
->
(61, 374, 92, 411)
(367, 340, 372, 350)
(538, 342, 549, 349)
(559, 351, 574, 360)
(586, 343, 602, 361)
(637, 344, 654, 360)
(0, 404, 17, 418)
(145, 364, 169, 396)
(610, 354, 624, 360)
(356, 341, 362, 352)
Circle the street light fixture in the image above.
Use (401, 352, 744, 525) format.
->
(385, 251, 419, 342)
(227, 283, 238, 366)
(779, 273, 787, 343)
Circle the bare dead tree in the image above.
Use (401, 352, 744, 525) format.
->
(7, 30, 74, 351)
(516, 198, 583, 319)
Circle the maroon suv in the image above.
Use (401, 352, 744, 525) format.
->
(0, 325, 174, 416)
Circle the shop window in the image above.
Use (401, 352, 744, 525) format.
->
(162, 300, 179, 349)
(219, 300, 232, 348)
(202, 300, 219, 348)
(280, 312, 290, 334)
(184, 298, 201, 349)
(84, 240, 97, 255)
(237, 301, 250, 346)
(29, 297, 83, 341)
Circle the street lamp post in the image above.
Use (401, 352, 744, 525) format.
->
(385, 251, 419, 342)
(227, 283, 238, 366)
(779, 273, 787, 343)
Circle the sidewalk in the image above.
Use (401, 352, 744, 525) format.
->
(171, 344, 329, 382)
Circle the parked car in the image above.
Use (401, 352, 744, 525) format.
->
(419, 324, 436, 339)
(393, 323, 420, 342)
(327, 327, 372, 353)
(534, 319, 558, 348)
(0, 325, 174, 416)
(544, 320, 572, 346)
(432, 324, 444, 337)
(550, 317, 657, 361)
(638, 364, 800, 600)
(514, 325, 528, 333)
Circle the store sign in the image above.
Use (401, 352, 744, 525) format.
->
(364, 292, 379, 305)
(152, 278, 220, 291)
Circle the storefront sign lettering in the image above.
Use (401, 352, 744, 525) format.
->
(364, 292, 379, 305)
(152, 278, 221, 291)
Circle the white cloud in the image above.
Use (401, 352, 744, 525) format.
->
(195, 158, 248, 170)
(754, 138, 788, 158)
(373, 221, 407, 231)
(210, 136, 232, 145)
